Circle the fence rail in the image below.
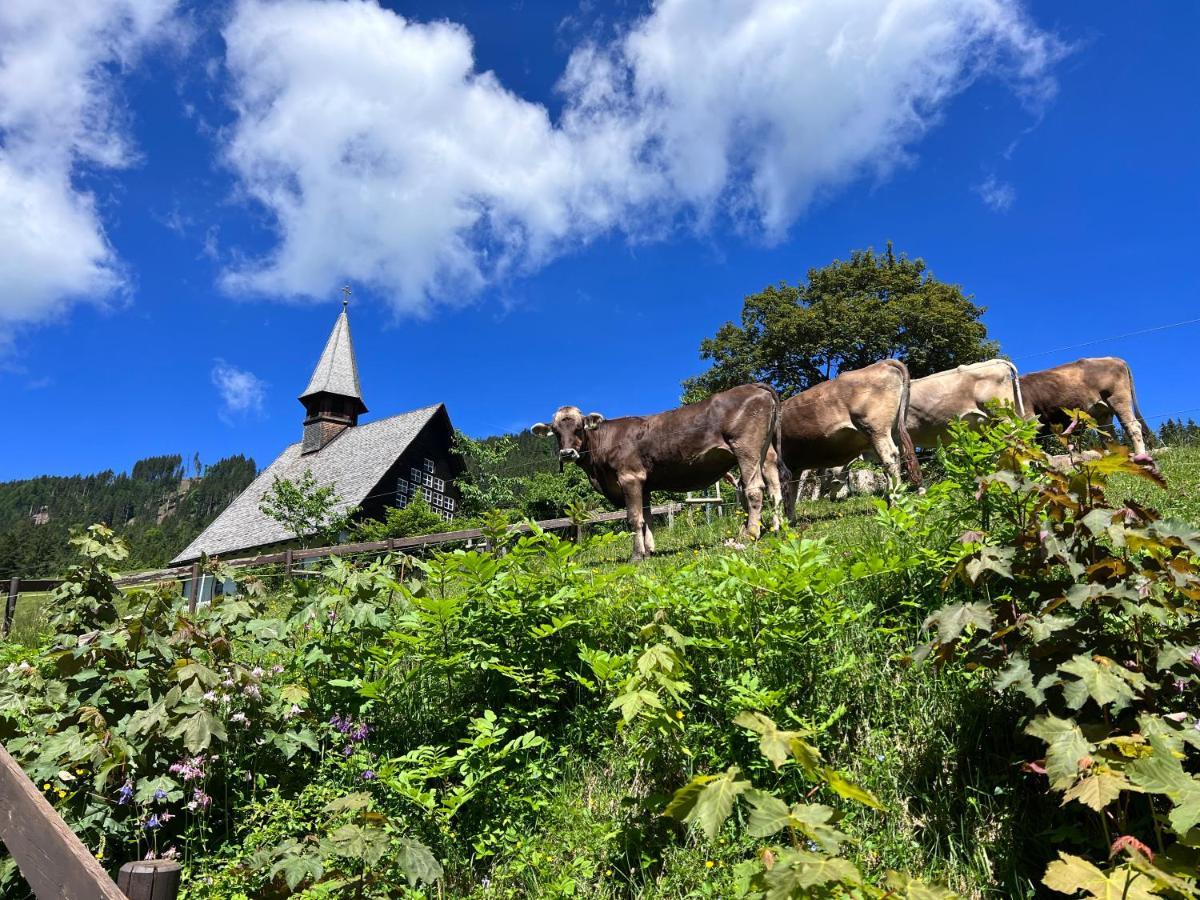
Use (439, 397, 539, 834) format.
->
(2, 504, 683, 635)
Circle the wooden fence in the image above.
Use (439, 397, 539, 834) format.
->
(2, 503, 683, 636)
(0, 742, 181, 899)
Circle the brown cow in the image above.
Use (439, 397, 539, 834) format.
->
(906, 359, 1024, 448)
(1019, 356, 1149, 456)
(730, 360, 921, 520)
(531, 383, 780, 560)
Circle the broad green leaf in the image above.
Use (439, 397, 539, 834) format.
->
(734, 711, 816, 771)
(761, 849, 860, 897)
(396, 838, 443, 887)
(170, 709, 226, 753)
(1059, 656, 1137, 712)
(323, 824, 390, 867)
(823, 768, 883, 810)
(324, 791, 372, 813)
(787, 803, 848, 854)
(885, 871, 960, 899)
(662, 767, 750, 841)
(270, 853, 323, 891)
(744, 789, 790, 838)
(1128, 738, 1200, 833)
(279, 683, 309, 705)
(1042, 852, 1160, 900)
(1062, 771, 1135, 812)
(923, 601, 993, 644)
(1027, 715, 1093, 790)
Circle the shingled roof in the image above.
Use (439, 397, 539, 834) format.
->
(170, 403, 443, 563)
(300, 307, 367, 416)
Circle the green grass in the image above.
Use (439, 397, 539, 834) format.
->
(1110, 443, 1200, 522)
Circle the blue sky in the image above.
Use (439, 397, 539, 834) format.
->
(1, 0, 1196, 481)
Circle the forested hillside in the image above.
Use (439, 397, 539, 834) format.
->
(0, 454, 256, 578)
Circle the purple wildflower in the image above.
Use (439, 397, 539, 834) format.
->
(116, 781, 134, 806)
(1190, 649, 1200, 670)
(250, 666, 264, 679)
(350, 722, 371, 742)
(153, 788, 167, 801)
(271, 664, 284, 674)
(342, 745, 354, 757)
(361, 770, 376, 781)
(328, 609, 338, 623)
(169, 755, 207, 782)
(145, 815, 161, 830)
(1175, 678, 1188, 693)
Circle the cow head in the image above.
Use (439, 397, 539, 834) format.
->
(530, 406, 605, 462)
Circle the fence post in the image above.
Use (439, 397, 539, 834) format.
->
(117, 859, 182, 900)
(666, 505, 675, 529)
(284, 548, 294, 580)
(186, 563, 200, 614)
(3, 577, 17, 638)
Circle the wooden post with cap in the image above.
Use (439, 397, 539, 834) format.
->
(117, 859, 182, 899)
(186, 563, 201, 614)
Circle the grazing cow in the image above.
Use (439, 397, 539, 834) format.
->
(1019, 357, 1149, 456)
(530, 383, 780, 560)
(906, 359, 1025, 448)
(728, 360, 921, 520)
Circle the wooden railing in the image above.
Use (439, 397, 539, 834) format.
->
(2, 504, 683, 635)
(0, 742, 181, 898)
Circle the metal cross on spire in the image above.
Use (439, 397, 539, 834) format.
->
(341, 284, 352, 310)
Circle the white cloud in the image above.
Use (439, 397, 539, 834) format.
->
(974, 174, 1016, 211)
(222, 0, 1064, 312)
(211, 359, 267, 420)
(0, 0, 177, 344)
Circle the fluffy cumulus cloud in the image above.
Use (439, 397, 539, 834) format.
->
(0, 0, 176, 344)
(211, 359, 267, 420)
(222, 0, 1064, 313)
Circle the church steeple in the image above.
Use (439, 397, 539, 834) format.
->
(299, 288, 367, 454)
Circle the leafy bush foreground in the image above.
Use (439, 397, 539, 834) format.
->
(1, 411, 1199, 898)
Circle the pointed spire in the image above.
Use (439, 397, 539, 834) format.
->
(299, 294, 367, 415)
(299, 291, 367, 454)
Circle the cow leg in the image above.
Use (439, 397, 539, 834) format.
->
(1106, 397, 1148, 456)
(641, 493, 656, 554)
(869, 432, 904, 493)
(732, 449, 765, 540)
(763, 446, 784, 531)
(620, 476, 649, 560)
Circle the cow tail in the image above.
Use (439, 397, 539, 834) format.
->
(1126, 361, 1154, 447)
(750, 382, 782, 489)
(892, 362, 923, 489)
(1004, 359, 1027, 418)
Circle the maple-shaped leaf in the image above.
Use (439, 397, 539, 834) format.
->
(663, 767, 750, 841)
(923, 601, 994, 644)
(1062, 771, 1138, 812)
(1027, 715, 1094, 790)
(759, 849, 861, 897)
(1042, 852, 1161, 900)
(1128, 738, 1200, 833)
(885, 871, 961, 899)
(1059, 655, 1137, 712)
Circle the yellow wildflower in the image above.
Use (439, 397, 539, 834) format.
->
(705, 860, 715, 869)
(674, 710, 684, 720)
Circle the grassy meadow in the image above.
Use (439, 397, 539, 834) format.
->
(2, 437, 1199, 899)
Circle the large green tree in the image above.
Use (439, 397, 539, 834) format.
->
(683, 243, 999, 400)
